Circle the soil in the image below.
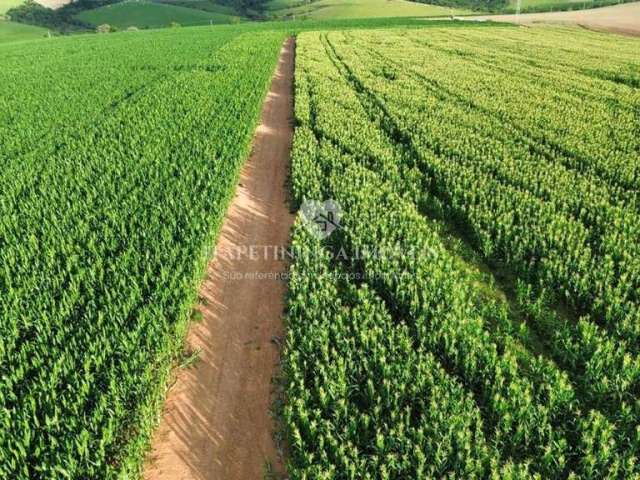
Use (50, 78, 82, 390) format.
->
(470, 1, 640, 36)
(34, 0, 72, 9)
(143, 37, 295, 480)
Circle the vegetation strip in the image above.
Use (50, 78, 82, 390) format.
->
(144, 37, 295, 480)
(0, 29, 285, 479)
(284, 26, 640, 478)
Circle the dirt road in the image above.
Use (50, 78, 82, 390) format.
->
(470, 1, 640, 36)
(144, 37, 295, 480)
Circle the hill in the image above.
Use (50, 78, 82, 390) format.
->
(0, 19, 47, 41)
(75, 0, 240, 28)
(476, 0, 640, 34)
(409, 0, 637, 14)
(153, 0, 238, 15)
(0, 0, 24, 14)
(502, 0, 636, 13)
(2, 11, 640, 479)
(266, 0, 471, 18)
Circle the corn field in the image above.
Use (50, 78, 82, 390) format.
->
(0, 28, 284, 478)
(285, 26, 640, 479)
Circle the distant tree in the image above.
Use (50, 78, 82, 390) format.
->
(96, 23, 114, 32)
(237, 0, 269, 15)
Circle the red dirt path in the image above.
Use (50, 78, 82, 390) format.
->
(143, 37, 295, 480)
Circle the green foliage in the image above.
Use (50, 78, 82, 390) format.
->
(502, 0, 638, 14)
(0, 16, 511, 480)
(266, 0, 472, 20)
(96, 22, 115, 31)
(286, 26, 640, 478)
(5, 0, 134, 33)
(413, 0, 637, 13)
(154, 0, 238, 15)
(5, 0, 90, 32)
(0, 0, 23, 15)
(413, 0, 508, 12)
(0, 27, 286, 478)
(75, 0, 238, 30)
(284, 223, 493, 477)
(0, 19, 48, 43)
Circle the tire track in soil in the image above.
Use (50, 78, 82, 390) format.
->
(143, 37, 295, 480)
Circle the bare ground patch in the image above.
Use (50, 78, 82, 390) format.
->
(470, 1, 640, 36)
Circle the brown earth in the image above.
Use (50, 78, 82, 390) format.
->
(468, 1, 640, 36)
(34, 0, 73, 9)
(143, 37, 295, 480)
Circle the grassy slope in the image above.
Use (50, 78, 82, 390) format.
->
(503, 0, 638, 13)
(75, 0, 239, 28)
(153, 0, 238, 15)
(508, 0, 586, 9)
(0, 19, 47, 42)
(0, 0, 23, 15)
(0, 16, 510, 479)
(266, 0, 471, 19)
(267, 0, 634, 17)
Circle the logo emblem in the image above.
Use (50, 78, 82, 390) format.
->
(300, 199, 342, 239)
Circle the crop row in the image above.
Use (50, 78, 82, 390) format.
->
(0, 29, 285, 478)
(285, 27, 640, 478)
(319, 28, 640, 417)
(285, 223, 497, 478)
